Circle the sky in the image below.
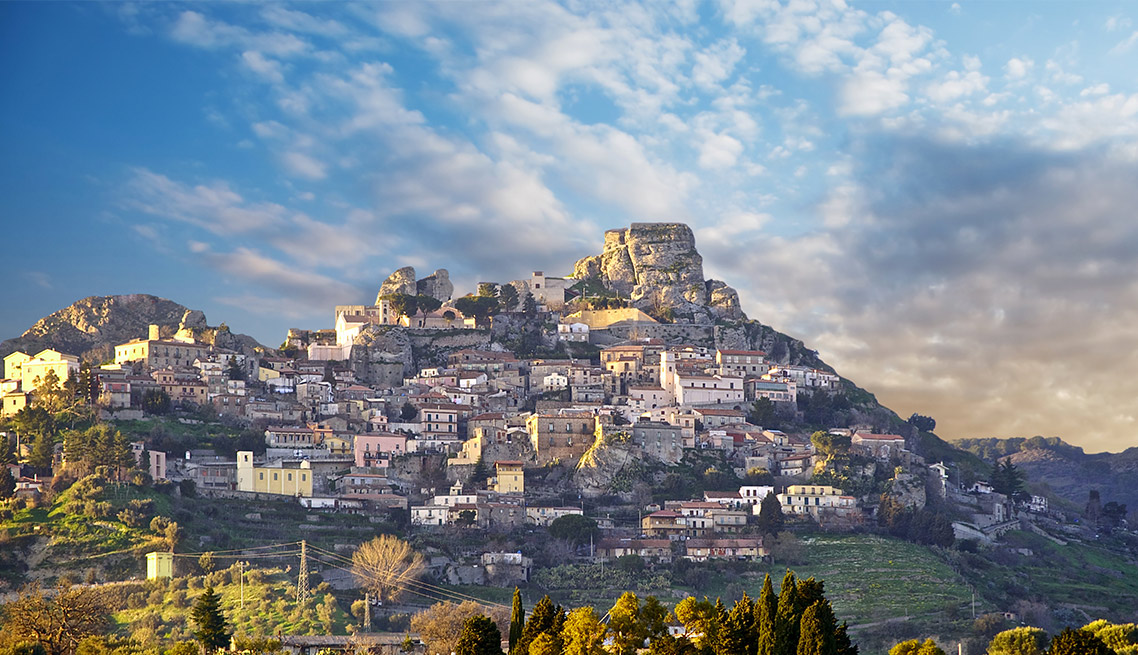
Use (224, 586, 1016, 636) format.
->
(2, 1, 1137, 453)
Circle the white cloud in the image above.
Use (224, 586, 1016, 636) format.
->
(281, 151, 327, 180)
(1109, 30, 1138, 54)
(697, 131, 745, 169)
(1004, 56, 1033, 79)
(1080, 83, 1110, 97)
(123, 168, 290, 235)
(925, 70, 988, 103)
(692, 38, 746, 89)
(839, 69, 909, 116)
(170, 10, 309, 57)
(241, 51, 285, 84)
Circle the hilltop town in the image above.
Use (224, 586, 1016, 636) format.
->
(2, 223, 1135, 653)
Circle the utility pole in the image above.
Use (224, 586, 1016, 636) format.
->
(239, 560, 245, 609)
(297, 540, 309, 604)
(364, 592, 372, 631)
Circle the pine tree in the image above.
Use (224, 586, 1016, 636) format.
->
(756, 575, 778, 655)
(795, 578, 825, 617)
(774, 571, 800, 655)
(455, 615, 503, 655)
(509, 588, 524, 653)
(29, 433, 54, 472)
(796, 601, 836, 655)
(609, 592, 646, 655)
(191, 586, 231, 653)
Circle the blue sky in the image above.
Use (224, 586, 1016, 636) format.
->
(3, 1, 1138, 451)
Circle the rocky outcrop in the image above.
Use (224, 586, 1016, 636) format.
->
(416, 269, 453, 302)
(573, 223, 745, 323)
(706, 280, 744, 320)
(0, 294, 265, 362)
(377, 266, 417, 301)
(377, 266, 455, 303)
(574, 430, 641, 498)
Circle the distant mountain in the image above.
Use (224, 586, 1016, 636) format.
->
(0, 294, 267, 363)
(953, 436, 1138, 518)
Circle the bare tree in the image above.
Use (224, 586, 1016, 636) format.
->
(1, 582, 109, 655)
(411, 600, 510, 655)
(351, 535, 426, 605)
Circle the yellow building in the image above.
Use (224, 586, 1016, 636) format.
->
(491, 460, 524, 494)
(146, 552, 174, 580)
(236, 451, 313, 497)
(115, 325, 209, 370)
(2, 391, 31, 417)
(4, 349, 80, 392)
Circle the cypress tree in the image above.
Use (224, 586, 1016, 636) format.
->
(755, 575, 777, 655)
(516, 595, 555, 655)
(834, 622, 858, 655)
(796, 601, 836, 655)
(795, 578, 825, 617)
(456, 615, 504, 655)
(508, 588, 524, 653)
(720, 594, 756, 655)
(191, 586, 231, 653)
(774, 571, 799, 655)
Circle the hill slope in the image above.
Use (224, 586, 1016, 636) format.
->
(0, 294, 266, 362)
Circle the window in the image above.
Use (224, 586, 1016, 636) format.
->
(273, 473, 278, 481)
(288, 473, 293, 481)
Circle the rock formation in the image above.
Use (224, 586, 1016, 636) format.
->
(377, 266, 455, 303)
(572, 222, 745, 322)
(377, 266, 418, 301)
(416, 269, 453, 302)
(0, 294, 264, 362)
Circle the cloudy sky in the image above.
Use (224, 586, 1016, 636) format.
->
(3, 1, 1137, 452)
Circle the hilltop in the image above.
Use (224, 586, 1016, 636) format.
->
(0, 294, 266, 363)
(953, 436, 1138, 518)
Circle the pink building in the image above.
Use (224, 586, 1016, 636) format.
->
(354, 432, 408, 468)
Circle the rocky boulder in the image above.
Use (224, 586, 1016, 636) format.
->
(573, 222, 744, 324)
(416, 269, 453, 302)
(377, 266, 418, 302)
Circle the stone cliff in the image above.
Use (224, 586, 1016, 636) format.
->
(376, 267, 454, 304)
(0, 294, 265, 362)
(572, 223, 744, 323)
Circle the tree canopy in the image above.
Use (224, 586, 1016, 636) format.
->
(351, 535, 426, 604)
(191, 586, 231, 653)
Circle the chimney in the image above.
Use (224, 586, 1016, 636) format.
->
(148, 324, 160, 341)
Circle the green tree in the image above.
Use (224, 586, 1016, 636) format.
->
(226, 356, 245, 381)
(749, 398, 777, 427)
(401, 402, 419, 422)
(478, 283, 499, 298)
(198, 552, 216, 574)
(548, 514, 598, 546)
(834, 623, 857, 655)
(796, 601, 836, 655)
(455, 615, 502, 655)
(190, 586, 231, 653)
(34, 369, 68, 414)
(382, 293, 419, 319)
(562, 606, 607, 655)
(719, 594, 755, 655)
(509, 588, 525, 652)
(641, 596, 670, 643)
(522, 293, 537, 318)
(515, 596, 561, 655)
(757, 491, 785, 536)
(417, 295, 443, 314)
(756, 575, 777, 655)
(0, 432, 17, 466)
(142, 389, 171, 415)
(609, 592, 646, 655)
(1046, 629, 1110, 655)
(454, 296, 500, 321)
(0, 465, 15, 499)
(499, 285, 519, 312)
(988, 627, 1049, 655)
(888, 639, 946, 655)
(907, 413, 936, 433)
(774, 572, 800, 655)
(990, 459, 1026, 500)
(30, 432, 54, 472)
